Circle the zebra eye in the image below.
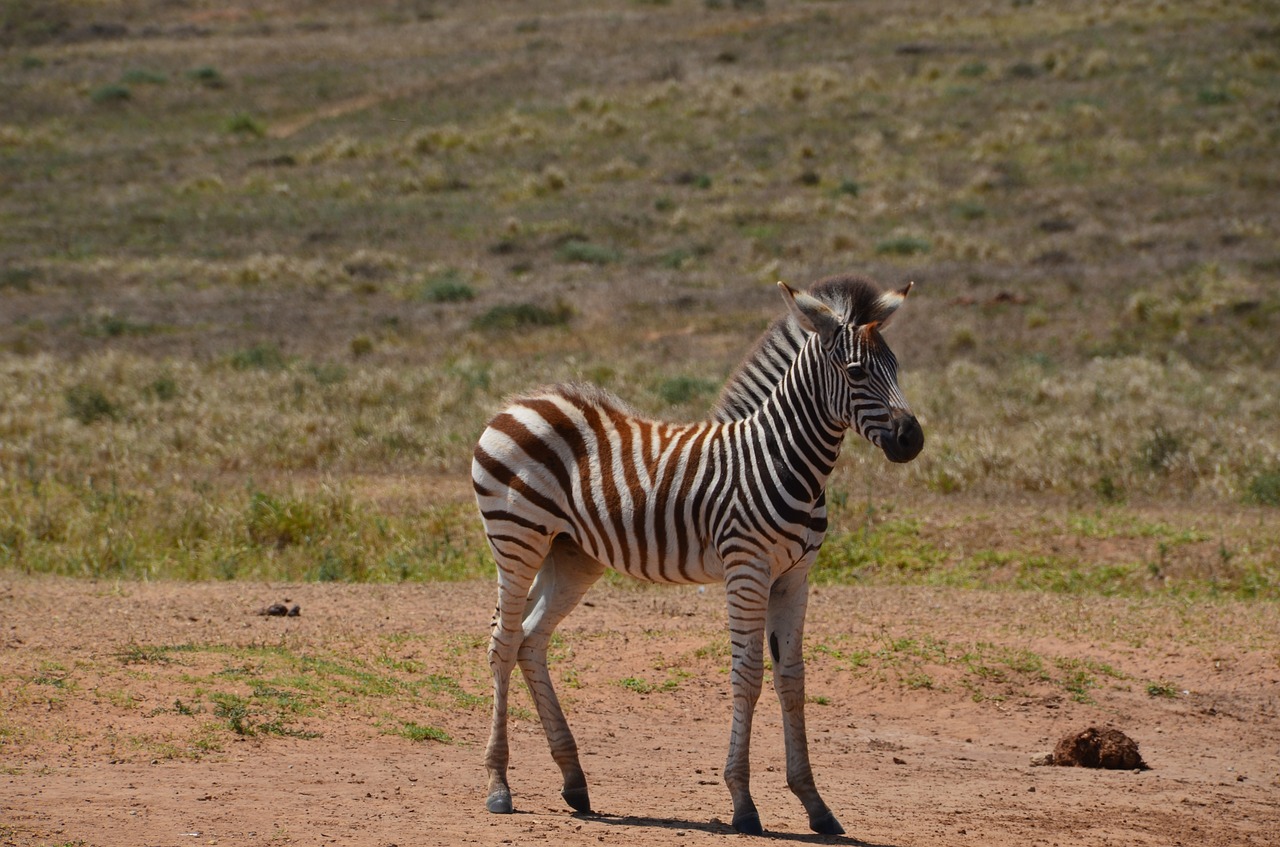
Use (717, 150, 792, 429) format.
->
(846, 362, 867, 380)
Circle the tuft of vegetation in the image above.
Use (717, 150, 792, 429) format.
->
(89, 84, 131, 104)
(230, 343, 288, 371)
(415, 270, 475, 303)
(188, 66, 226, 88)
(472, 301, 573, 331)
(657, 375, 717, 406)
(1246, 470, 1280, 507)
(64, 384, 120, 424)
(556, 239, 621, 265)
(226, 113, 266, 137)
(875, 235, 932, 256)
(395, 721, 451, 743)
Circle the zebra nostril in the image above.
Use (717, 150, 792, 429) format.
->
(884, 415, 923, 463)
(898, 415, 923, 451)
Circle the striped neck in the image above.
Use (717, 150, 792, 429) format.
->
(739, 335, 846, 502)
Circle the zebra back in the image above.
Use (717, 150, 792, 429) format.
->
(712, 274, 900, 423)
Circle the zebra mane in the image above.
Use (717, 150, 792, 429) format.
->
(711, 274, 895, 423)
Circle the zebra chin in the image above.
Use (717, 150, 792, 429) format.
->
(877, 414, 924, 464)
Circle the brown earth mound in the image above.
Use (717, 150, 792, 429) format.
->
(1052, 727, 1149, 770)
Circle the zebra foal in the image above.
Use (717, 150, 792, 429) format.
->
(471, 276, 923, 835)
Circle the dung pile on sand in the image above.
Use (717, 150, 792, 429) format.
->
(1036, 727, 1149, 770)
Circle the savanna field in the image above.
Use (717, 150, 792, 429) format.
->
(2, 2, 1279, 846)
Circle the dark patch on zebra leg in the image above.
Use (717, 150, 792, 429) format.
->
(561, 781, 592, 813)
(769, 631, 780, 663)
(732, 806, 763, 836)
(809, 809, 845, 835)
(486, 787, 514, 814)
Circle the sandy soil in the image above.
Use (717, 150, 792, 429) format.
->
(2, 576, 1278, 847)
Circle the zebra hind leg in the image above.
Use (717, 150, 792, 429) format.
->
(517, 536, 606, 814)
(484, 532, 551, 815)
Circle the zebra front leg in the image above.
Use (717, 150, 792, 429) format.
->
(722, 563, 770, 835)
(517, 537, 605, 814)
(767, 567, 844, 835)
(484, 537, 549, 815)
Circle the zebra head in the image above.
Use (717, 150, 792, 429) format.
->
(778, 280, 924, 464)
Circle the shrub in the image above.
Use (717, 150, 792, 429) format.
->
(146, 376, 179, 401)
(226, 113, 265, 136)
(1136, 425, 1181, 474)
(1245, 470, 1280, 507)
(657, 375, 717, 406)
(0, 267, 35, 291)
(875, 235, 932, 256)
(557, 239, 620, 265)
(90, 84, 131, 104)
(230, 343, 287, 371)
(188, 66, 226, 88)
(65, 384, 119, 424)
(416, 270, 475, 303)
(472, 301, 573, 331)
(121, 68, 167, 85)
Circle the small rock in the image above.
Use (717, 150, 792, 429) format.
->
(257, 603, 288, 617)
(1030, 751, 1055, 767)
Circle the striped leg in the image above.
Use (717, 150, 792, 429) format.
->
(722, 561, 771, 835)
(484, 532, 552, 815)
(517, 536, 605, 814)
(768, 567, 844, 835)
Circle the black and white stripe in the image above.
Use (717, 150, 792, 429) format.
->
(472, 277, 923, 835)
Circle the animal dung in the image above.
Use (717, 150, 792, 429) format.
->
(257, 601, 301, 617)
(1035, 727, 1149, 770)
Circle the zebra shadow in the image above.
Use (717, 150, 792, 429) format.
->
(578, 811, 900, 845)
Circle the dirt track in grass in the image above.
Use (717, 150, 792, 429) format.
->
(2, 576, 1278, 847)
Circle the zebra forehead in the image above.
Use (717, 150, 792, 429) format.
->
(807, 274, 899, 326)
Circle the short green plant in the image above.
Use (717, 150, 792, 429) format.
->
(396, 721, 451, 743)
(226, 112, 266, 136)
(657, 374, 717, 406)
(1245, 469, 1280, 507)
(230, 343, 287, 371)
(557, 239, 621, 265)
(121, 68, 168, 85)
(416, 270, 475, 303)
(89, 84, 130, 104)
(472, 301, 573, 331)
(875, 235, 931, 256)
(64, 384, 119, 424)
(188, 66, 226, 88)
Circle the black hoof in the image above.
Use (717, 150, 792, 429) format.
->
(732, 810, 763, 836)
(810, 810, 845, 836)
(561, 784, 592, 814)
(486, 788, 514, 814)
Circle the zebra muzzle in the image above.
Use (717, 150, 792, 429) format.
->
(881, 414, 924, 463)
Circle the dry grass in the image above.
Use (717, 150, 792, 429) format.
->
(1, 0, 1277, 591)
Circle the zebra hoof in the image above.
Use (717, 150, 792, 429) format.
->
(561, 784, 592, 814)
(809, 810, 845, 836)
(731, 810, 763, 836)
(486, 788, 514, 814)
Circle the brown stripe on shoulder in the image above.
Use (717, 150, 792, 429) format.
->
(521, 396, 617, 565)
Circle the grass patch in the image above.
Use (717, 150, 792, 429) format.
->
(64, 384, 119, 424)
(395, 721, 451, 743)
(471, 301, 573, 331)
(415, 269, 475, 303)
(556, 239, 621, 265)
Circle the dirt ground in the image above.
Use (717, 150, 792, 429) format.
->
(2, 576, 1278, 847)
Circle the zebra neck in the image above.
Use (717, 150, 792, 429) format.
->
(737, 339, 845, 501)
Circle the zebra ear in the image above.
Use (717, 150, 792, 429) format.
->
(778, 281, 843, 346)
(874, 281, 913, 329)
